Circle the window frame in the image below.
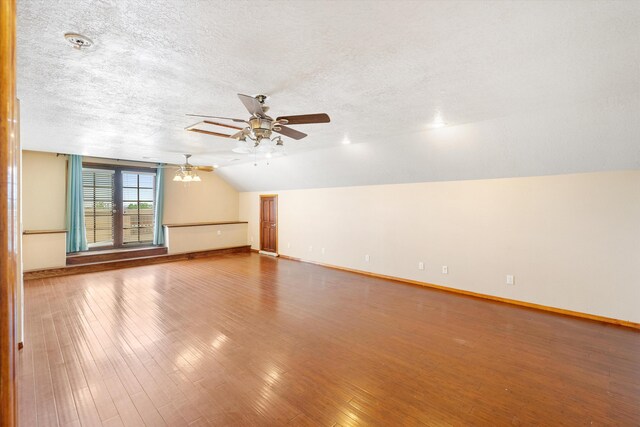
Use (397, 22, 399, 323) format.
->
(82, 162, 158, 250)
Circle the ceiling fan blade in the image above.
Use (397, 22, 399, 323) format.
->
(186, 114, 247, 123)
(276, 113, 330, 125)
(186, 128, 233, 138)
(202, 120, 244, 131)
(238, 94, 265, 117)
(194, 166, 214, 172)
(274, 125, 307, 140)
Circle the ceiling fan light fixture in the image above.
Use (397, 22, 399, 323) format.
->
(257, 143, 275, 153)
(232, 140, 252, 154)
(171, 154, 209, 183)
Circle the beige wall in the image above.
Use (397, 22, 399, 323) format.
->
(22, 234, 66, 271)
(21, 150, 241, 267)
(22, 150, 66, 231)
(165, 223, 248, 254)
(163, 169, 239, 224)
(239, 171, 640, 324)
(22, 151, 67, 270)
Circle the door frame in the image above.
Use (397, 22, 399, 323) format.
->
(82, 162, 157, 250)
(259, 194, 278, 254)
(1, 0, 18, 423)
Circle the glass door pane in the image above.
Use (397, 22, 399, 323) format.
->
(82, 168, 115, 248)
(121, 172, 156, 245)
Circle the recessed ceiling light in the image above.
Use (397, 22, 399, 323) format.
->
(213, 164, 220, 168)
(64, 33, 94, 50)
(342, 137, 351, 145)
(429, 112, 447, 128)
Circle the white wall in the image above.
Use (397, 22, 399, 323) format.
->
(239, 171, 640, 323)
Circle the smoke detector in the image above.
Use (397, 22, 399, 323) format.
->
(64, 33, 94, 50)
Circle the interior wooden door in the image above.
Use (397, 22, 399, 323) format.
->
(260, 195, 277, 253)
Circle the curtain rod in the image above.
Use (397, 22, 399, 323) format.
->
(55, 153, 168, 166)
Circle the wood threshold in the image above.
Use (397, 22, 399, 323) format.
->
(278, 254, 640, 330)
(23, 229, 67, 235)
(24, 245, 251, 279)
(258, 250, 278, 257)
(163, 221, 248, 228)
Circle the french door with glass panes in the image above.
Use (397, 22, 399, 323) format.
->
(83, 165, 156, 249)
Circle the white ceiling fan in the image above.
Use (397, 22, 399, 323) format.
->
(160, 154, 213, 182)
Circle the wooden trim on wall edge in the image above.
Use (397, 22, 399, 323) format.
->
(24, 245, 251, 280)
(23, 229, 67, 235)
(163, 221, 248, 228)
(277, 254, 640, 330)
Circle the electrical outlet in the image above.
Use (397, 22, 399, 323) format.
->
(216, 230, 222, 236)
(442, 265, 448, 274)
(250, 236, 253, 243)
(418, 262, 425, 270)
(321, 247, 325, 255)
(308, 246, 313, 252)
(506, 275, 515, 285)
(287, 242, 291, 248)
(365, 254, 370, 262)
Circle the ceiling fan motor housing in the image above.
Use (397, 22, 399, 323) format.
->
(249, 117, 273, 139)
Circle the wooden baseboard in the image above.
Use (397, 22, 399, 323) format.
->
(278, 254, 640, 330)
(24, 246, 251, 280)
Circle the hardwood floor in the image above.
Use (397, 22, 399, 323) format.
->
(18, 253, 640, 426)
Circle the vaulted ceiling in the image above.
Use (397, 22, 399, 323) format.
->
(18, 1, 640, 191)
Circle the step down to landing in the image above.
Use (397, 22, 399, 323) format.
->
(66, 246, 168, 265)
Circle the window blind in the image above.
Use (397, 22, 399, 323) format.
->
(82, 168, 115, 247)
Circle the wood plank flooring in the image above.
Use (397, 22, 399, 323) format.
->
(18, 253, 640, 426)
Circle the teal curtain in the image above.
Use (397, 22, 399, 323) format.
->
(66, 155, 88, 253)
(153, 166, 165, 245)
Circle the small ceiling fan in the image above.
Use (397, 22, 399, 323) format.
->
(162, 154, 213, 182)
(185, 93, 330, 153)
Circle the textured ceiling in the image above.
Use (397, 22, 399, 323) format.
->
(17, 0, 640, 191)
